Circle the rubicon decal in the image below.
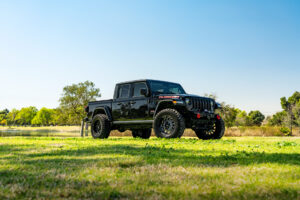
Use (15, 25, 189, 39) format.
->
(159, 96, 180, 99)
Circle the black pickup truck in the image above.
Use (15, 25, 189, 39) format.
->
(85, 79, 225, 139)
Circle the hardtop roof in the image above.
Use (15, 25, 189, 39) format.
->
(116, 79, 181, 85)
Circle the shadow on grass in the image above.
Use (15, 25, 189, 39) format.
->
(1, 140, 300, 199)
(0, 169, 126, 200)
(2, 143, 300, 167)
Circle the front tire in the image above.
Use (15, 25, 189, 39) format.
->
(91, 114, 111, 139)
(132, 129, 152, 139)
(194, 118, 225, 140)
(153, 109, 185, 138)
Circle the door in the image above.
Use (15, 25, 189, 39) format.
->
(129, 82, 150, 120)
(112, 84, 131, 121)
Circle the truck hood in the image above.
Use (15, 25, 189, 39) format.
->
(156, 94, 222, 109)
(157, 94, 214, 101)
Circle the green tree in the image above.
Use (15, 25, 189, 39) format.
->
(59, 81, 101, 124)
(51, 108, 68, 125)
(281, 91, 300, 110)
(0, 109, 9, 125)
(6, 109, 20, 125)
(218, 104, 238, 127)
(235, 110, 251, 126)
(0, 109, 9, 115)
(280, 91, 300, 129)
(292, 100, 300, 126)
(31, 108, 55, 126)
(15, 107, 38, 125)
(248, 110, 265, 126)
(267, 111, 287, 126)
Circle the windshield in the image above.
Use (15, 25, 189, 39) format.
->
(150, 81, 186, 95)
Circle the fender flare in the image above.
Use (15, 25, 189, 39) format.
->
(92, 106, 113, 121)
(154, 100, 183, 117)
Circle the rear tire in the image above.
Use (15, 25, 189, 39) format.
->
(153, 109, 185, 138)
(91, 114, 111, 139)
(194, 118, 225, 140)
(132, 129, 152, 139)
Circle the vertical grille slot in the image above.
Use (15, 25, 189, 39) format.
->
(190, 97, 213, 111)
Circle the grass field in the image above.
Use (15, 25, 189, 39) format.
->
(1, 126, 299, 137)
(0, 137, 299, 199)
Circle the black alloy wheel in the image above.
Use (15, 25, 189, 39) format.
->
(91, 114, 111, 139)
(153, 109, 185, 138)
(194, 118, 225, 140)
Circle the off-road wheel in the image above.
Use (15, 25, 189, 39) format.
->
(194, 118, 225, 140)
(91, 114, 111, 139)
(132, 129, 152, 139)
(153, 109, 185, 138)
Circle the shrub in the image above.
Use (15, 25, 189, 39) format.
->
(279, 127, 292, 136)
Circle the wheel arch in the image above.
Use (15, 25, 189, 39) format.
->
(92, 106, 112, 121)
(154, 100, 186, 118)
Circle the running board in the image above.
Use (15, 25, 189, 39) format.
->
(112, 120, 154, 125)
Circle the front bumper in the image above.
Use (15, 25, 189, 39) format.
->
(188, 111, 218, 130)
(191, 111, 216, 119)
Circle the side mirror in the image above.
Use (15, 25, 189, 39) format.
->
(140, 88, 148, 96)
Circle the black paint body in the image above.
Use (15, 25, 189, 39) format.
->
(86, 79, 221, 132)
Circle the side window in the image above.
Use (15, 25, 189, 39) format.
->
(118, 84, 130, 98)
(133, 82, 147, 97)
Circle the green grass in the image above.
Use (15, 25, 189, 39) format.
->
(1, 126, 299, 137)
(0, 137, 299, 199)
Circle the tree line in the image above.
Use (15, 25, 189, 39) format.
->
(0, 81, 100, 126)
(0, 81, 299, 130)
(213, 91, 300, 131)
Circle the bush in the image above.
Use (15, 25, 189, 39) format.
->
(279, 127, 292, 136)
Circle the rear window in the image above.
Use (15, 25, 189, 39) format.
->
(118, 84, 130, 98)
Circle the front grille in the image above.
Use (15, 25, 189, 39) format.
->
(190, 97, 214, 112)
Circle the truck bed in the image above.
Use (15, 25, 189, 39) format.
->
(88, 99, 113, 113)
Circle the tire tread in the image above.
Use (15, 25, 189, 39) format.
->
(153, 109, 185, 138)
(91, 114, 111, 139)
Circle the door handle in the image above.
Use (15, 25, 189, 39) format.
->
(130, 101, 136, 104)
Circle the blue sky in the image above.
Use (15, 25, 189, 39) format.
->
(0, 0, 299, 116)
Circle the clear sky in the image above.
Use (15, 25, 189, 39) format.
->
(0, 0, 299, 116)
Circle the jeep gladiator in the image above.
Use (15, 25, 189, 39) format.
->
(85, 79, 225, 139)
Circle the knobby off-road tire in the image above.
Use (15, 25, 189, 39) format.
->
(91, 114, 111, 139)
(194, 118, 225, 140)
(153, 109, 185, 138)
(132, 129, 152, 139)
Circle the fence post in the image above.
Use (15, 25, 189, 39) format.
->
(85, 122, 89, 136)
(80, 120, 84, 137)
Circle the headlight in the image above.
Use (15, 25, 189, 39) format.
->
(185, 98, 190, 105)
